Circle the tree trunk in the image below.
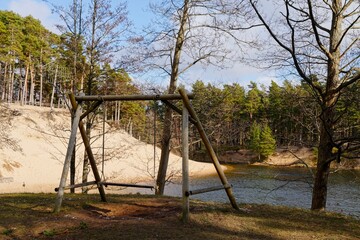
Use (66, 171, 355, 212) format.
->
(39, 49, 43, 107)
(29, 64, 35, 105)
(70, 149, 76, 193)
(16, 65, 21, 102)
(82, 0, 98, 193)
(22, 61, 30, 106)
(156, 107, 172, 195)
(70, 109, 76, 193)
(82, 120, 91, 193)
(50, 65, 58, 110)
(4, 65, 8, 102)
(2, 63, 9, 101)
(311, 0, 342, 210)
(0, 63, 2, 98)
(71, 21, 77, 188)
(156, 0, 190, 195)
(311, 109, 334, 210)
(7, 64, 14, 104)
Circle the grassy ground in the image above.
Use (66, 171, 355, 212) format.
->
(0, 193, 359, 240)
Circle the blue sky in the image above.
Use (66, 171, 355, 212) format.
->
(0, 0, 152, 33)
(0, 0, 280, 89)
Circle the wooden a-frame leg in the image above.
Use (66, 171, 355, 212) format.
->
(179, 89, 239, 211)
(78, 119, 107, 202)
(182, 105, 190, 222)
(54, 98, 82, 212)
(54, 94, 107, 213)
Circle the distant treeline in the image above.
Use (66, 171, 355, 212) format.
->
(188, 80, 360, 159)
(1, 11, 359, 160)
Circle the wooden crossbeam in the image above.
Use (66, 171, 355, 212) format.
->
(100, 182, 154, 189)
(55, 181, 154, 192)
(75, 93, 194, 102)
(185, 184, 232, 197)
(55, 181, 97, 192)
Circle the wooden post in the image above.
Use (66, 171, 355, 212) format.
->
(54, 94, 82, 212)
(179, 89, 239, 210)
(78, 116, 107, 202)
(182, 105, 190, 222)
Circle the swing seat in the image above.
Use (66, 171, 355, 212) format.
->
(185, 184, 232, 196)
(55, 181, 154, 192)
(55, 181, 97, 192)
(101, 182, 154, 190)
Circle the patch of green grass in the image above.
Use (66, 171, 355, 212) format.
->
(2, 228, 14, 236)
(43, 229, 56, 237)
(79, 221, 88, 230)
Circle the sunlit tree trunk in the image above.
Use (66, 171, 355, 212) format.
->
(39, 48, 43, 107)
(29, 64, 35, 105)
(9, 64, 15, 104)
(50, 65, 58, 110)
(21, 60, 30, 106)
(0, 63, 3, 101)
(311, 1, 342, 209)
(156, 0, 190, 195)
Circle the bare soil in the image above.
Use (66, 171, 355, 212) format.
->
(0, 194, 359, 240)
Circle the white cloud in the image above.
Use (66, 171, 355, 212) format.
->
(254, 75, 282, 88)
(8, 0, 59, 33)
(181, 62, 280, 90)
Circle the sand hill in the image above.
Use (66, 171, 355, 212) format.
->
(0, 103, 217, 194)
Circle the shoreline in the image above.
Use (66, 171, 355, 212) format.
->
(1, 103, 358, 195)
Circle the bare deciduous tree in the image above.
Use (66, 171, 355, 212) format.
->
(51, 0, 131, 193)
(124, 0, 253, 195)
(81, 0, 131, 192)
(246, 0, 360, 210)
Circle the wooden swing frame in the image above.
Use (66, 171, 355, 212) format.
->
(54, 90, 239, 222)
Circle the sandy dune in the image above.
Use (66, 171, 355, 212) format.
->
(0, 104, 218, 194)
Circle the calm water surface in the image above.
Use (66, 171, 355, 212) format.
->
(163, 165, 360, 218)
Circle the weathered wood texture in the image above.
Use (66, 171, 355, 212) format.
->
(179, 89, 239, 210)
(54, 94, 82, 213)
(75, 94, 193, 102)
(182, 106, 190, 222)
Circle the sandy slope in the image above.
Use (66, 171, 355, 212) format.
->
(0, 104, 218, 194)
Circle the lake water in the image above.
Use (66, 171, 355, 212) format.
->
(163, 165, 360, 219)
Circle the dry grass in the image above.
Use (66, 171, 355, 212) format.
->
(0, 193, 359, 239)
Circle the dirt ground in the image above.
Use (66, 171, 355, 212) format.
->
(1, 194, 359, 240)
(1, 194, 186, 239)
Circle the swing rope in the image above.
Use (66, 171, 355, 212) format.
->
(101, 102, 106, 181)
(100, 99, 157, 189)
(153, 100, 157, 184)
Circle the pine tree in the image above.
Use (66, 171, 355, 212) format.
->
(245, 82, 262, 120)
(259, 123, 276, 160)
(249, 121, 261, 160)
(249, 121, 276, 161)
